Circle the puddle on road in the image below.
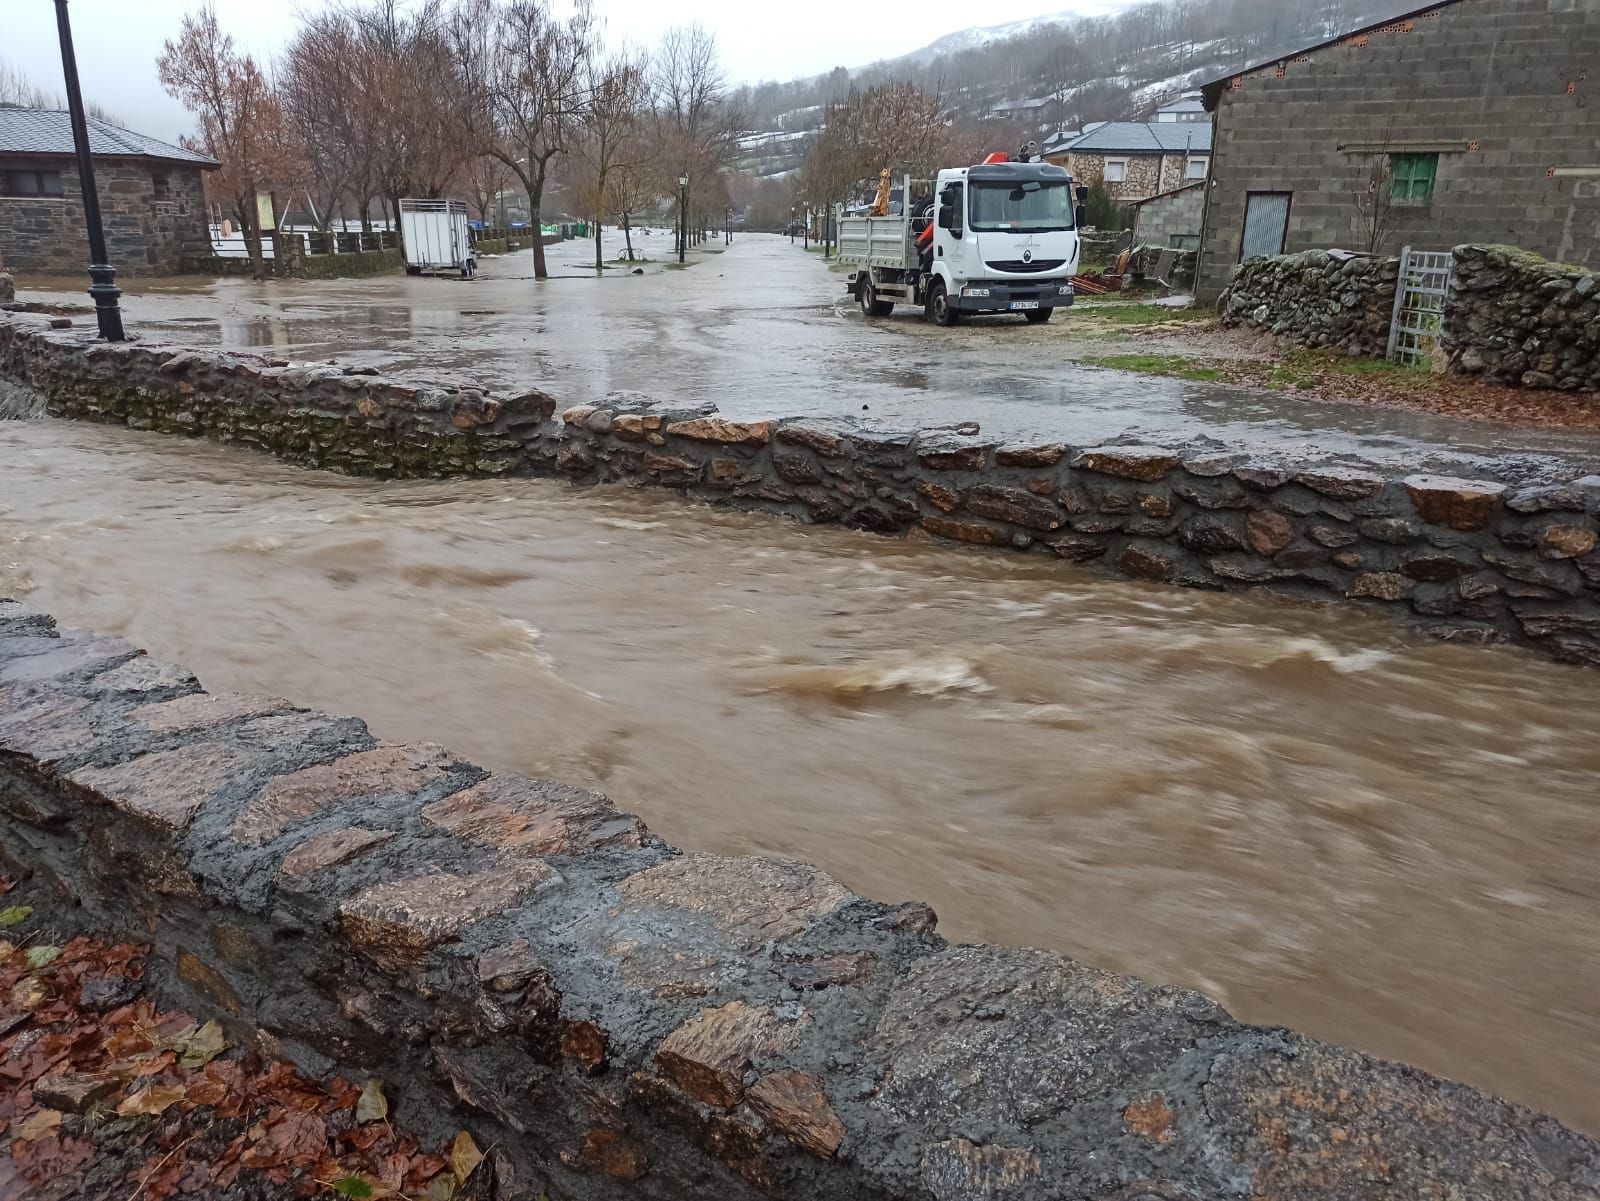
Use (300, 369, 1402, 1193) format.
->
(4, 417, 1600, 1134)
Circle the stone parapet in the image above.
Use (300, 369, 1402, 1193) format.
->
(3, 309, 1600, 667)
(1218, 251, 1400, 357)
(3, 600, 1597, 1199)
(1444, 245, 1600, 393)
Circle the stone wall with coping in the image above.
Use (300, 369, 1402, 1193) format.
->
(3, 307, 1600, 668)
(1218, 250, 1400, 357)
(5, 599, 1598, 1200)
(1444, 244, 1600, 392)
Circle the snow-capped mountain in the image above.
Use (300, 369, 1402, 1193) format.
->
(906, 3, 1142, 64)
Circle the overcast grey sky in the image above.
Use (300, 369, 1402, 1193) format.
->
(3, 0, 1131, 143)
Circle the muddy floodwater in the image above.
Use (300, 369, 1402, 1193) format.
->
(5, 417, 1600, 1134)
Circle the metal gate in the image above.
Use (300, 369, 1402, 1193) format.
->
(1240, 192, 1292, 261)
(1386, 246, 1452, 367)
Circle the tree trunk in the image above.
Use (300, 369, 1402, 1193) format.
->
(529, 182, 548, 280)
(594, 214, 603, 273)
(237, 193, 265, 279)
(622, 212, 634, 261)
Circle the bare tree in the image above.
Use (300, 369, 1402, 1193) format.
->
(651, 26, 741, 249)
(279, 13, 369, 244)
(453, 0, 596, 279)
(462, 154, 515, 224)
(1352, 117, 1401, 253)
(159, 5, 300, 275)
(575, 50, 650, 271)
(2, 54, 122, 122)
(0, 58, 56, 109)
(605, 160, 657, 261)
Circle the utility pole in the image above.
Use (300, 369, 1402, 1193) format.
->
(54, 0, 123, 341)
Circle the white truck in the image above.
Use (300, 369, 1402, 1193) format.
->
(838, 155, 1087, 326)
(399, 199, 477, 278)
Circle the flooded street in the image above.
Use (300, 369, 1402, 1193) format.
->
(23, 232, 1600, 482)
(4, 416, 1600, 1134)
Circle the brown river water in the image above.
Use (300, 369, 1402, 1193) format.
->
(4, 417, 1600, 1133)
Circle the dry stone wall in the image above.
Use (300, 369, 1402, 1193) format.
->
(1444, 245, 1600, 392)
(1218, 251, 1400, 356)
(3, 308, 1600, 668)
(5, 601, 1600, 1200)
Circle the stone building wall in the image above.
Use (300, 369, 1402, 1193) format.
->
(3, 308, 1599, 668)
(1196, 0, 1600, 303)
(1065, 151, 1166, 203)
(4, 600, 1599, 1201)
(0, 156, 210, 276)
(1444, 243, 1600, 391)
(1219, 250, 1401, 356)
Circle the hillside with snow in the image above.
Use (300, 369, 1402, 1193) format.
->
(730, 0, 1417, 180)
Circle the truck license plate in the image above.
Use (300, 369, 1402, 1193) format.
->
(1009, 300, 1040, 311)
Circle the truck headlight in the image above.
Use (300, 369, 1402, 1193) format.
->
(963, 286, 991, 298)
(1058, 284, 1074, 295)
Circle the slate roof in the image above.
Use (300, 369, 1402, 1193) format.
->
(0, 107, 217, 167)
(1064, 122, 1213, 155)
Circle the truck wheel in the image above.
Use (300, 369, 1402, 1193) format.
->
(1024, 307, 1053, 325)
(405, 266, 421, 277)
(858, 280, 894, 318)
(929, 280, 959, 327)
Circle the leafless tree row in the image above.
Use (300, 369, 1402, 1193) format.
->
(156, 1, 744, 277)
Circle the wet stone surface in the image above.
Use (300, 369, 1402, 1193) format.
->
(5, 604, 1600, 1199)
(7, 306, 1597, 667)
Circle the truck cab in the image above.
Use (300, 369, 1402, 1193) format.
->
(928, 161, 1081, 324)
(837, 156, 1084, 327)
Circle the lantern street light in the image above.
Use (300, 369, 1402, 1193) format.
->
(789, 205, 796, 243)
(54, 0, 123, 341)
(677, 173, 689, 265)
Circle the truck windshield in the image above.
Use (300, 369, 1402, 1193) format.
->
(969, 181, 1074, 232)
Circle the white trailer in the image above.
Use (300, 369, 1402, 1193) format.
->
(837, 156, 1086, 326)
(399, 199, 477, 278)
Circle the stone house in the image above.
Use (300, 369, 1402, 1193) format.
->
(1046, 121, 1212, 203)
(0, 107, 215, 276)
(1131, 181, 1207, 250)
(1195, 0, 1600, 303)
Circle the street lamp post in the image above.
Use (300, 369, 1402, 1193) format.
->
(725, 206, 731, 246)
(789, 206, 795, 243)
(54, 0, 123, 341)
(677, 173, 688, 265)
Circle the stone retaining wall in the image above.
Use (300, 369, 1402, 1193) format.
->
(1444, 245, 1600, 392)
(5, 600, 1597, 1200)
(3, 308, 1600, 668)
(1218, 250, 1400, 356)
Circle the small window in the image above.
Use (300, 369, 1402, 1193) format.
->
(1104, 159, 1127, 183)
(151, 172, 170, 197)
(1390, 153, 1437, 206)
(0, 169, 64, 197)
(1186, 157, 1209, 180)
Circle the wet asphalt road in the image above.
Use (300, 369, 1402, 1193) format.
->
(27, 231, 1600, 481)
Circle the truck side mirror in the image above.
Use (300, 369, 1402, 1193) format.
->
(1076, 185, 1089, 203)
(1076, 204, 1088, 230)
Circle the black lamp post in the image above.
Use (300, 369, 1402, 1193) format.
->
(54, 0, 124, 342)
(677, 173, 688, 265)
(724, 206, 731, 246)
(789, 206, 795, 243)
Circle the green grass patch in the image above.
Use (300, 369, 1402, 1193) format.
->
(1087, 353, 1223, 382)
(605, 257, 653, 265)
(1074, 302, 1214, 327)
(664, 261, 699, 271)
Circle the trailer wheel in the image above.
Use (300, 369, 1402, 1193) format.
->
(928, 280, 959, 327)
(405, 266, 422, 277)
(1024, 307, 1053, 325)
(858, 279, 894, 319)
